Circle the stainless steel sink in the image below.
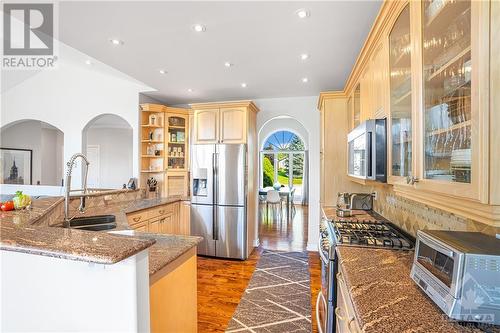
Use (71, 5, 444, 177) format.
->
(68, 215, 117, 231)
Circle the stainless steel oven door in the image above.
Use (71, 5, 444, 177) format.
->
(316, 291, 327, 333)
(318, 237, 334, 302)
(317, 238, 335, 333)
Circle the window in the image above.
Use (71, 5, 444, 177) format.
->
(260, 131, 305, 200)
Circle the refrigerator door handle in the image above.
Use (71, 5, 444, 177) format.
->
(213, 152, 218, 240)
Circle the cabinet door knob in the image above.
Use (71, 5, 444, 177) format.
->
(159, 209, 165, 215)
(133, 216, 141, 222)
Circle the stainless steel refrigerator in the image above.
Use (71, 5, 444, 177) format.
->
(190, 144, 247, 260)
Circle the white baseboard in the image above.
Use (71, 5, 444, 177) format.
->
(306, 242, 318, 252)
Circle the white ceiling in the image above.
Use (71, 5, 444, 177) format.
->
(59, 1, 381, 105)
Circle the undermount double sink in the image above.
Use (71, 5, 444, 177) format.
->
(67, 215, 117, 231)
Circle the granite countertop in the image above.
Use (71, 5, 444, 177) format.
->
(111, 231, 202, 276)
(0, 194, 198, 270)
(0, 222, 155, 264)
(336, 246, 499, 333)
(0, 196, 63, 226)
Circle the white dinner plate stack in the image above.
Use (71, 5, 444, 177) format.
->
(450, 149, 472, 168)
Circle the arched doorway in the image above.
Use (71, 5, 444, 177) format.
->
(82, 114, 133, 189)
(260, 130, 306, 203)
(1, 119, 64, 187)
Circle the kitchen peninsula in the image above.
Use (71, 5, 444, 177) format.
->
(0, 190, 201, 332)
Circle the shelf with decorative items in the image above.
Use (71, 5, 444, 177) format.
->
(139, 103, 166, 197)
(164, 107, 191, 197)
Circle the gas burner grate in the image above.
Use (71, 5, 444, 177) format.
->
(332, 219, 413, 250)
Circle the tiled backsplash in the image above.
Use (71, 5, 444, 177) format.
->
(41, 189, 145, 226)
(369, 186, 500, 237)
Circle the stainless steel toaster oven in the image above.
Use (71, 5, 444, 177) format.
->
(411, 230, 500, 325)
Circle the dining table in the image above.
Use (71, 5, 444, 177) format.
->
(259, 186, 293, 222)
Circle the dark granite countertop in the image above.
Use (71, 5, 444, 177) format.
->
(336, 246, 499, 332)
(0, 193, 198, 271)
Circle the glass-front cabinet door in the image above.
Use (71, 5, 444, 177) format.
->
(389, 4, 413, 181)
(422, 0, 471, 184)
(417, 0, 485, 201)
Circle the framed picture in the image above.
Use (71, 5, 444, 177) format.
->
(0, 148, 32, 185)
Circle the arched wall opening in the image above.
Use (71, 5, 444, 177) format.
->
(82, 114, 133, 189)
(258, 116, 309, 205)
(1, 119, 64, 187)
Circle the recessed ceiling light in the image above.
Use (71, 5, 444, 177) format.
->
(296, 9, 310, 19)
(85, 60, 92, 65)
(241, 83, 247, 88)
(300, 53, 309, 60)
(109, 38, 123, 46)
(159, 69, 167, 75)
(192, 24, 206, 32)
(302, 77, 309, 83)
(224, 61, 232, 68)
(187, 88, 193, 92)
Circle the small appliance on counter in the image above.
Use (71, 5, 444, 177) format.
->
(411, 230, 500, 325)
(347, 119, 387, 182)
(336, 192, 374, 217)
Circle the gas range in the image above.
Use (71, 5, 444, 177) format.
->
(331, 217, 414, 250)
(317, 211, 414, 333)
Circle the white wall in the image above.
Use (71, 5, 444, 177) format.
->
(1, 41, 153, 191)
(0, 121, 64, 186)
(85, 127, 133, 189)
(254, 96, 320, 251)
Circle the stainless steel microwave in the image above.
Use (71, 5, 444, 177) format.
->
(347, 119, 386, 182)
(411, 230, 500, 325)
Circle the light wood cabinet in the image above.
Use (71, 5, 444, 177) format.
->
(194, 109, 219, 144)
(165, 170, 189, 197)
(219, 107, 247, 143)
(150, 248, 197, 333)
(371, 41, 388, 119)
(139, 104, 191, 198)
(336, 271, 362, 333)
(360, 67, 372, 122)
(319, 0, 500, 227)
(318, 93, 365, 206)
(127, 201, 190, 236)
(192, 101, 258, 144)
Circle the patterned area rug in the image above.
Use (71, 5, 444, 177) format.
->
(225, 250, 312, 333)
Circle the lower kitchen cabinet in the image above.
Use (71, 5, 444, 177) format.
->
(150, 247, 197, 333)
(127, 201, 190, 236)
(336, 271, 362, 333)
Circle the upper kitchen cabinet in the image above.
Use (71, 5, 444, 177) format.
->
(320, 0, 498, 225)
(219, 107, 247, 143)
(193, 109, 219, 144)
(412, 0, 489, 202)
(388, 4, 413, 183)
(371, 41, 389, 119)
(191, 101, 259, 145)
(166, 109, 189, 171)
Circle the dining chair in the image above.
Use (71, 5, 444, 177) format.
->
(290, 187, 296, 215)
(266, 190, 282, 221)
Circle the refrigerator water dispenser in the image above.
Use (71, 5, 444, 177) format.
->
(193, 168, 208, 197)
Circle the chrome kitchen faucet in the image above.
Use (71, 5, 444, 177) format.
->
(64, 153, 90, 226)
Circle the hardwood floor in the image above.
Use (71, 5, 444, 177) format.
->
(197, 204, 321, 332)
(259, 204, 309, 252)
